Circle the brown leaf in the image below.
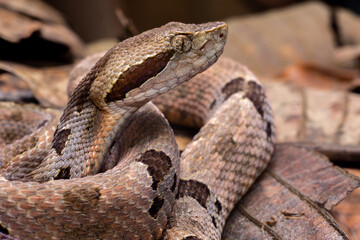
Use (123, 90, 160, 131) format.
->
(332, 169, 360, 240)
(286, 142, 360, 165)
(334, 45, 360, 68)
(39, 23, 84, 59)
(0, 7, 40, 42)
(262, 79, 360, 149)
(0, 2, 84, 62)
(0, 61, 70, 108)
(222, 144, 359, 239)
(338, 7, 360, 47)
(223, 2, 336, 76)
(0, 72, 33, 102)
(278, 62, 359, 91)
(0, 0, 65, 24)
(223, 2, 360, 76)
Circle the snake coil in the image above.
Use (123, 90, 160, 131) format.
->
(0, 22, 274, 240)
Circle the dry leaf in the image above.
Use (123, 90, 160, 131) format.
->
(338, 7, 360, 46)
(334, 44, 360, 68)
(0, 0, 65, 24)
(286, 142, 360, 165)
(278, 62, 359, 91)
(0, 61, 70, 108)
(0, 72, 34, 103)
(332, 169, 360, 240)
(0, 7, 40, 42)
(222, 144, 359, 239)
(0, 0, 84, 62)
(262, 79, 360, 147)
(223, 1, 360, 76)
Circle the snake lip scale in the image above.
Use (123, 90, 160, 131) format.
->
(0, 21, 275, 240)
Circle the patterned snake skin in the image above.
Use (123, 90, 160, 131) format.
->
(0, 22, 274, 239)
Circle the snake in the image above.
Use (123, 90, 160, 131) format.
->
(0, 22, 275, 239)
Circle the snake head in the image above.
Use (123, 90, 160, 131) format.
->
(89, 21, 228, 110)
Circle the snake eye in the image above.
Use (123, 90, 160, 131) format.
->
(171, 35, 192, 53)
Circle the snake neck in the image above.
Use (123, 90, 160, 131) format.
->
(31, 74, 141, 181)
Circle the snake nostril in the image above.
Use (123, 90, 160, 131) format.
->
(219, 33, 224, 38)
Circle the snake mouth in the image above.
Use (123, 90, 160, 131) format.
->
(199, 41, 208, 51)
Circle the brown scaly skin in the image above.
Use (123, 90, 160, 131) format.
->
(0, 102, 61, 179)
(0, 22, 275, 239)
(160, 57, 275, 239)
(1, 103, 179, 239)
(0, 22, 229, 239)
(60, 52, 276, 239)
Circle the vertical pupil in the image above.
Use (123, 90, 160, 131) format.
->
(180, 37, 185, 50)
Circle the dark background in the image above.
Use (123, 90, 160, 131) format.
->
(45, 0, 360, 43)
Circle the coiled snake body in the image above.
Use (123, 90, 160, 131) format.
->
(0, 22, 274, 239)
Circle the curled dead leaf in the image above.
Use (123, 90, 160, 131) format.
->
(0, 61, 70, 108)
(0, 0, 84, 62)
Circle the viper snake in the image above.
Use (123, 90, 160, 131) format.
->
(0, 22, 275, 239)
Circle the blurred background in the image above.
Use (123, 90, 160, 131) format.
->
(45, 0, 360, 42)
